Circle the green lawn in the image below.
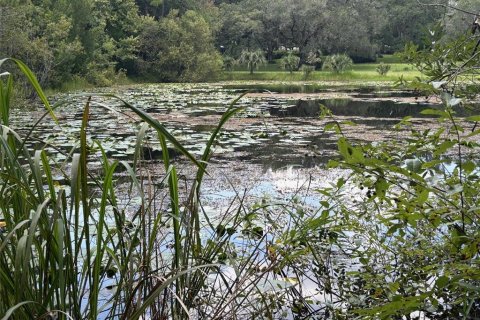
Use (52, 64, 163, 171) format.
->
(224, 54, 421, 82)
(221, 67, 421, 82)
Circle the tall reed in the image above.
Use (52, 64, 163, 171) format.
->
(0, 58, 262, 319)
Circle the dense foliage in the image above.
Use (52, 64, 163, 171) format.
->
(0, 0, 449, 86)
(136, 10, 222, 81)
(322, 54, 353, 73)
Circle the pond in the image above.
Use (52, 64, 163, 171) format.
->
(10, 82, 466, 201)
(8, 82, 477, 318)
(11, 82, 454, 168)
(10, 81, 465, 221)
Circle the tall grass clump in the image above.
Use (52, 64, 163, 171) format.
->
(0, 59, 282, 319)
(376, 62, 391, 76)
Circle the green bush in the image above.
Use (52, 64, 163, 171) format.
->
(278, 30, 480, 319)
(322, 53, 353, 73)
(376, 62, 392, 76)
(222, 55, 236, 71)
(238, 49, 267, 74)
(279, 53, 300, 74)
(299, 64, 315, 80)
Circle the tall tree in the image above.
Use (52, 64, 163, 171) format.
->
(136, 10, 222, 81)
(443, 0, 476, 39)
(378, 0, 448, 52)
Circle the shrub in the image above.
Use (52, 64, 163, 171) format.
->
(238, 49, 267, 74)
(222, 55, 236, 71)
(279, 53, 300, 74)
(306, 51, 322, 67)
(322, 53, 353, 73)
(376, 62, 391, 76)
(299, 64, 315, 80)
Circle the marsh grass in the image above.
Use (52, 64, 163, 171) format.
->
(0, 60, 292, 319)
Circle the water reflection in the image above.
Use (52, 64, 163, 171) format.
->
(268, 98, 468, 118)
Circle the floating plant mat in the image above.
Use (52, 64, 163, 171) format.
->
(8, 82, 478, 171)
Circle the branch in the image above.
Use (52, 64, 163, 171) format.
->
(416, 0, 478, 15)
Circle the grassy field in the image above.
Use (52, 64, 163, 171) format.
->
(223, 54, 422, 82)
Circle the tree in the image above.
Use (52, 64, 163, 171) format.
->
(136, 10, 222, 81)
(216, 2, 263, 57)
(377, 0, 447, 52)
(73, 0, 140, 85)
(0, 2, 82, 88)
(267, 0, 328, 62)
(443, 0, 477, 39)
(318, 0, 383, 61)
(135, 0, 217, 18)
(238, 49, 266, 74)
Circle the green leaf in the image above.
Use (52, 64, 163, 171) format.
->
(324, 122, 341, 133)
(340, 120, 356, 126)
(458, 282, 480, 292)
(375, 178, 389, 199)
(466, 115, 480, 122)
(421, 159, 444, 169)
(338, 137, 350, 159)
(328, 160, 339, 168)
(463, 161, 476, 174)
(417, 188, 429, 204)
(389, 281, 400, 293)
(433, 140, 456, 156)
(336, 177, 345, 188)
(0, 58, 57, 123)
(405, 158, 422, 173)
(2, 301, 42, 320)
(420, 108, 448, 118)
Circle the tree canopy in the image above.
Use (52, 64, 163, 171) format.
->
(0, 0, 450, 86)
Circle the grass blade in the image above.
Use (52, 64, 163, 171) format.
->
(0, 58, 57, 123)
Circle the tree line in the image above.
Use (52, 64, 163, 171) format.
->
(0, 0, 471, 87)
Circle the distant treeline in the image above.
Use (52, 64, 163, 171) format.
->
(0, 0, 471, 86)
